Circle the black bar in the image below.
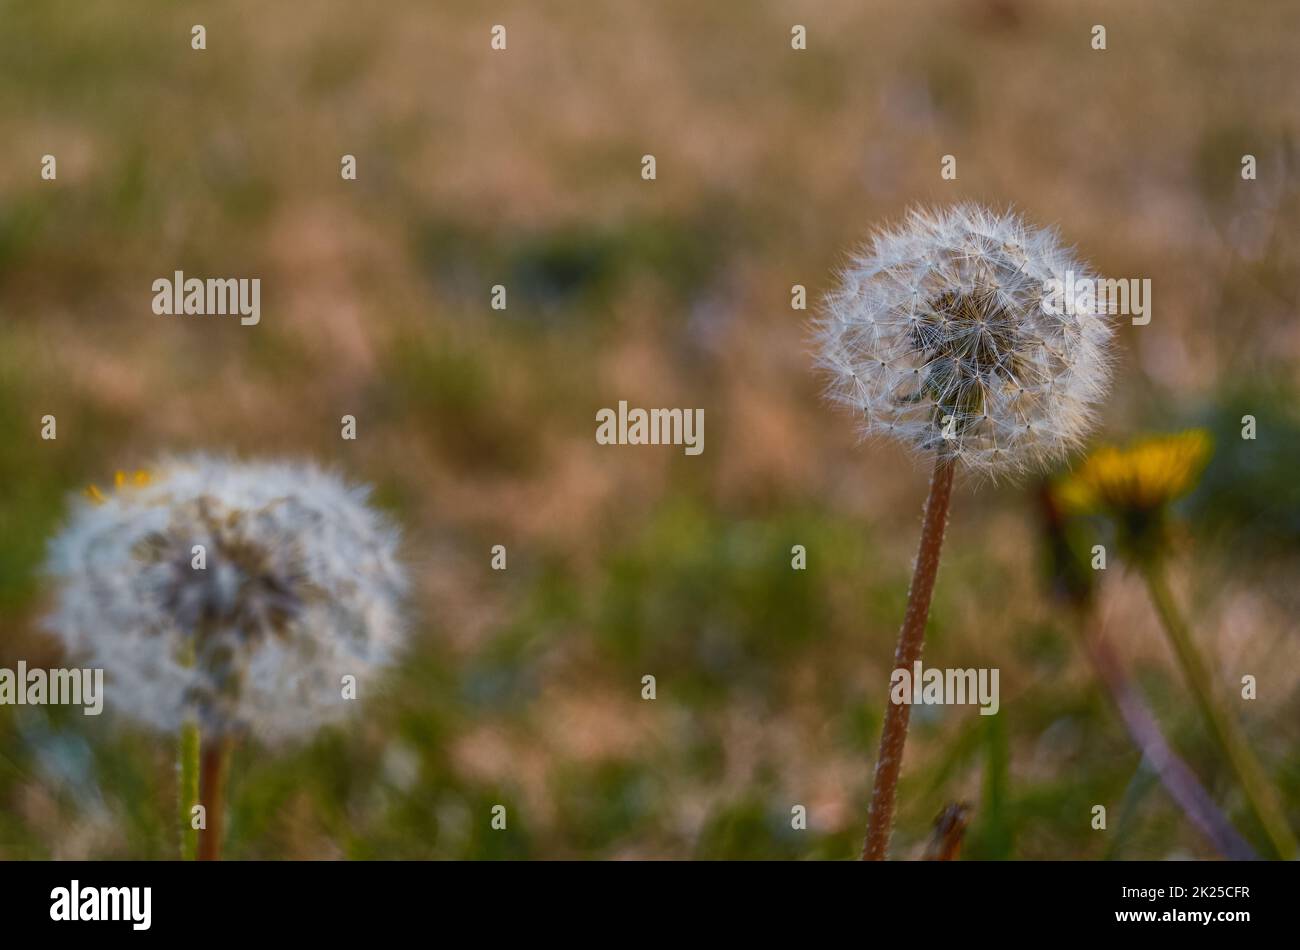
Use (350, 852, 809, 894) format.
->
(1, 859, 1290, 937)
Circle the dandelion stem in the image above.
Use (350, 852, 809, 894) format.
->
(197, 736, 233, 861)
(179, 720, 200, 860)
(863, 454, 955, 860)
(1071, 615, 1256, 859)
(1141, 561, 1297, 860)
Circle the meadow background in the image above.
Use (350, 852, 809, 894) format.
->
(1, 0, 1298, 859)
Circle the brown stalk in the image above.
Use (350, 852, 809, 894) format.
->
(197, 736, 233, 861)
(863, 454, 956, 860)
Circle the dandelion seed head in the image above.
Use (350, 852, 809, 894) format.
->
(814, 205, 1114, 478)
(45, 455, 407, 743)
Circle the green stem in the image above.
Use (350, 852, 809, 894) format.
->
(179, 720, 200, 860)
(1141, 560, 1297, 860)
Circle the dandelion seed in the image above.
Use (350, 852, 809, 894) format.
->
(815, 204, 1114, 479)
(45, 455, 408, 860)
(46, 455, 407, 744)
(812, 205, 1115, 860)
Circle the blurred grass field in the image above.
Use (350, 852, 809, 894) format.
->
(1, 0, 1299, 858)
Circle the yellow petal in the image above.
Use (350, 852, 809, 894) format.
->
(1064, 429, 1213, 516)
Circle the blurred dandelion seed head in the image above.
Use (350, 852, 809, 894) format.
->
(45, 456, 408, 743)
(815, 205, 1115, 478)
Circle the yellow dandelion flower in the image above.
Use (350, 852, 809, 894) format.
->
(120, 469, 152, 487)
(1056, 429, 1297, 858)
(1056, 430, 1213, 517)
(85, 469, 152, 506)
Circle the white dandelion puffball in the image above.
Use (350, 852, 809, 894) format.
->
(45, 457, 407, 743)
(815, 205, 1114, 478)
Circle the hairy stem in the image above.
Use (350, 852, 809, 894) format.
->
(197, 736, 233, 861)
(179, 720, 200, 860)
(1142, 561, 1297, 860)
(863, 454, 956, 860)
